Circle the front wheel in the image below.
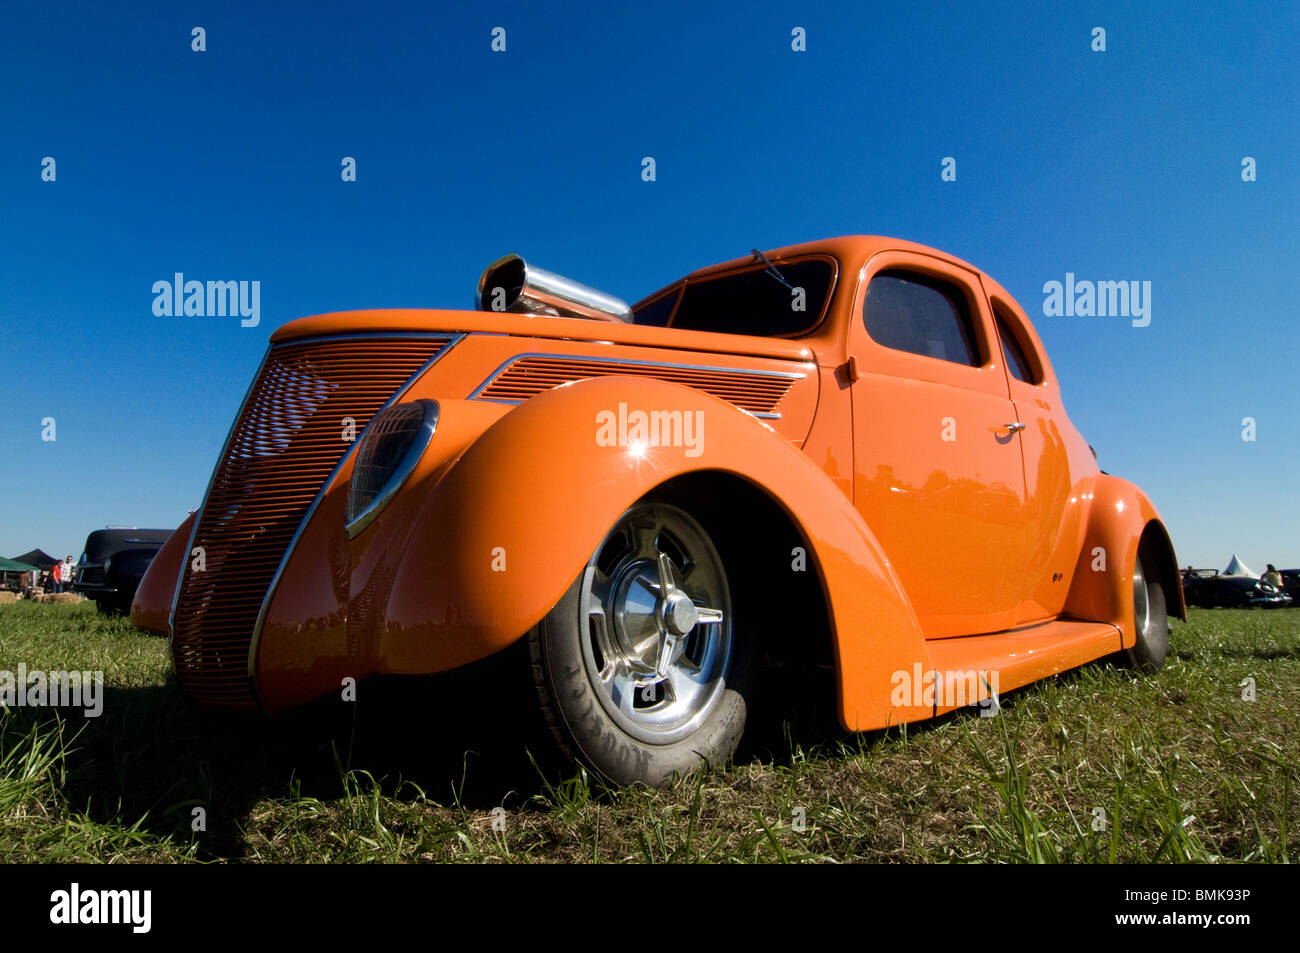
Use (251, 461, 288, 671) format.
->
(93, 594, 132, 616)
(527, 499, 751, 787)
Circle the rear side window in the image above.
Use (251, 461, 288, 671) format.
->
(994, 309, 1036, 383)
(862, 270, 981, 366)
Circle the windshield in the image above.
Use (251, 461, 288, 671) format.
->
(633, 256, 836, 337)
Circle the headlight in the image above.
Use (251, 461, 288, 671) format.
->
(345, 399, 439, 539)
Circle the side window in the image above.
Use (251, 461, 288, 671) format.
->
(862, 270, 981, 366)
(993, 307, 1037, 384)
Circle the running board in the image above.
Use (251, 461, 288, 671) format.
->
(923, 619, 1123, 717)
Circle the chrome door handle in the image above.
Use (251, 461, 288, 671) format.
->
(1004, 422, 1026, 432)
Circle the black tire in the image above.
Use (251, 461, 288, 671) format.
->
(527, 499, 752, 788)
(1126, 549, 1168, 673)
(94, 594, 132, 616)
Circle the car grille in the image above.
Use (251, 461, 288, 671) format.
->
(171, 335, 453, 708)
(475, 356, 798, 416)
(77, 566, 105, 587)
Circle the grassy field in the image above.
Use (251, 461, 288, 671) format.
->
(1, 600, 1296, 863)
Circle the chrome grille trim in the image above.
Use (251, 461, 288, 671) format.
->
(247, 334, 464, 691)
(468, 352, 805, 419)
(169, 331, 462, 708)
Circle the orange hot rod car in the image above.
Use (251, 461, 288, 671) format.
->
(132, 235, 1184, 787)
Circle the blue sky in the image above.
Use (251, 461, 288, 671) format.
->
(1, 0, 1296, 569)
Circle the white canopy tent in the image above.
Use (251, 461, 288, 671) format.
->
(1222, 554, 1259, 577)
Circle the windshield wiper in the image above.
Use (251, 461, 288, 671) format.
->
(752, 248, 794, 291)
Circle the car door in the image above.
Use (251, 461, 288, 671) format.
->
(982, 277, 1095, 625)
(849, 251, 1029, 639)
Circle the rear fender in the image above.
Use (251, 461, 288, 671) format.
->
(1061, 474, 1184, 648)
(373, 376, 935, 731)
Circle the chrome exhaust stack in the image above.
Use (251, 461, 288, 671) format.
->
(476, 254, 633, 323)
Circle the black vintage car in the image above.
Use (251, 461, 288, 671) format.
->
(1181, 571, 1292, 609)
(74, 528, 173, 615)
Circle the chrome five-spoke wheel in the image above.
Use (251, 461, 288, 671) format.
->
(527, 498, 751, 787)
(580, 503, 732, 745)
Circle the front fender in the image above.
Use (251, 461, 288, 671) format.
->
(130, 512, 196, 635)
(372, 375, 935, 731)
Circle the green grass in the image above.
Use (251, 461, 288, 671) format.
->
(1, 600, 1297, 862)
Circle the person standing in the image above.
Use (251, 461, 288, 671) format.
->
(51, 559, 63, 593)
(63, 556, 76, 593)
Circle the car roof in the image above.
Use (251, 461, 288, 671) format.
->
(670, 235, 983, 286)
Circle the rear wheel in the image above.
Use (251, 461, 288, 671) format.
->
(1127, 550, 1168, 672)
(527, 499, 751, 787)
